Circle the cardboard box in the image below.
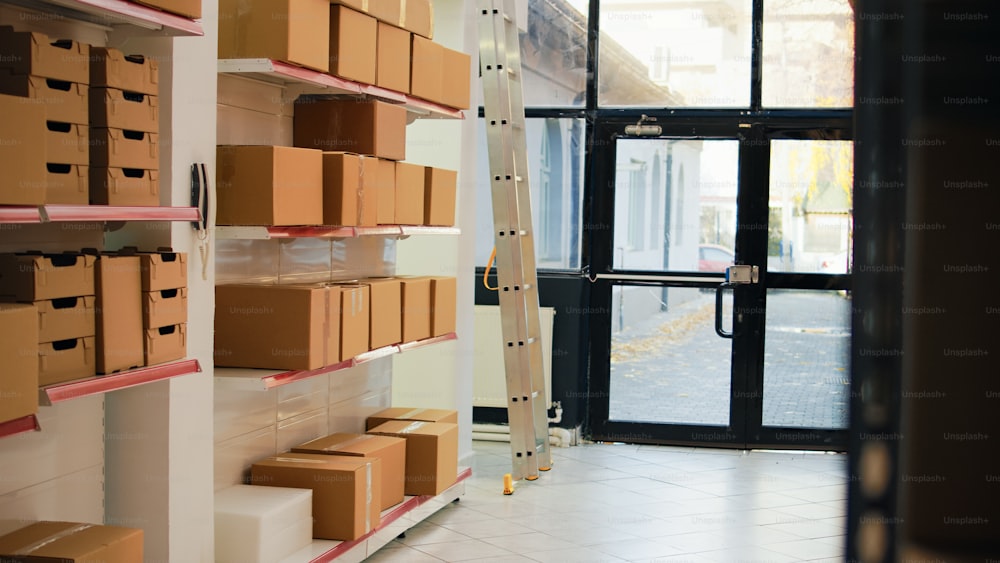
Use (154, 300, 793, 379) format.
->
(430, 277, 457, 337)
(339, 284, 370, 361)
(91, 128, 159, 170)
(366, 407, 459, 429)
(215, 284, 341, 371)
(424, 167, 457, 226)
(375, 158, 396, 224)
(134, 0, 202, 19)
(45, 163, 88, 205)
(38, 336, 96, 386)
(144, 287, 187, 328)
(293, 98, 406, 161)
(93, 254, 144, 374)
(377, 22, 410, 93)
(0, 30, 90, 83)
(442, 46, 472, 110)
(0, 253, 96, 302)
(0, 303, 37, 424)
(399, 276, 431, 342)
(330, 5, 377, 84)
(0, 521, 143, 562)
(216, 145, 323, 227)
(219, 0, 330, 73)
(37, 296, 95, 343)
(321, 152, 377, 227)
(410, 35, 443, 104)
(90, 88, 159, 133)
(367, 420, 458, 496)
(90, 167, 159, 206)
(329, 0, 367, 10)
(89, 47, 159, 96)
(145, 323, 186, 366)
(0, 74, 88, 124)
(250, 453, 382, 541)
(394, 162, 425, 225)
(139, 251, 187, 292)
(292, 433, 406, 510)
(362, 278, 401, 349)
(46, 121, 88, 165)
(368, 0, 432, 39)
(0, 93, 46, 205)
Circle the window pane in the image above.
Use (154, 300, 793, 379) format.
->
(613, 139, 738, 272)
(598, 0, 752, 107)
(520, 0, 590, 107)
(475, 118, 586, 270)
(763, 0, 855, 107)
(769, 140, 853, 274)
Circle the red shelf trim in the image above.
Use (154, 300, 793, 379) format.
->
(0, 415, 40, 439)
(398, 332, 458, 352)
(60, 0, 203, 35)
(263, 360, 354, 389)
(42, 359, 202, 404)
(250, 226, 457, 239)
(269, 60, 363, 94)
(309, 467, 472, 563)
(0, 206, 200, 224)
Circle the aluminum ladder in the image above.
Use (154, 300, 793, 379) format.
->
(478, 0, 553, 489)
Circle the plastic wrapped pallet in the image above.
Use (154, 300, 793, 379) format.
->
(214, 484, 313, 563)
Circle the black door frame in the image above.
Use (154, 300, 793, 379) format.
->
(584, 113, 853, 450)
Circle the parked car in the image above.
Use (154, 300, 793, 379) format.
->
(698, 244, 735, 273)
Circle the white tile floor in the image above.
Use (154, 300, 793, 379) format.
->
(367, 440, 848, 562)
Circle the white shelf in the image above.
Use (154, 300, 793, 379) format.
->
(39, 359, 202, 405)
(215, 225, 461, 240)
(215, 333, 458, 391)
(217, 59, 465, 120)
(0, 205, 201, 224)
(279, 467, 471, 563)
(0, 0, 203, 36)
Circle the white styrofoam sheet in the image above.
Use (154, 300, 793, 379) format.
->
(0, 464, 104, 536)
(278, 377, 330, 422)
(276, 408, 329, 454)
(215, 425, 277, 492)
(214, 383, 278, 444)
(215, 484, 313, 563)
(327, 389, 392, 435)
(329, 360, 392, 405)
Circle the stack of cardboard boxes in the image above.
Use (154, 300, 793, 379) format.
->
(141, 250, 188, 367)
(0, 28, 162, 207)
(0, 303, 38, 425)
(131, 0, 201, 19)
(0, 521, 143, 562)
(214, 275, 456, 371)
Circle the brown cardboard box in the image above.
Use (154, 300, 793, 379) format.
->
(0, 93, 46, 205)
(216, 145, 323, 227)
(329, 0, 367, 10)
(399, 276, 431, 342)
(424, 167, 457, 226)
(0, 31, 90, 83)
(430, 277, 457, 337)
(362, 277, 401, 349)
(321, 152, 377, 227)
(38, 336, 96, 386)
(89, 47, 159, 96)
(37, 296, 95, 343)
(293, 98, 406, 161)
(0, 521, 143, 562)
(134, 0, 202, 18)
(145, 323, 186, 366)
(330, 5, 377, 85)
(377, 22, 410, 93)
(366, 407, 459, 429)
(368, 0, 433, 39)
(91, 128, 159, 170)
(291, 433, 406, 510)
(0, 254, 96, 302)
(410, 35, 443, 104)
(143, 287, 187, 328)
(45, 163, 88, 205)
(139, 251, 187, 292)
(365, 0, 400, 26)
(90, 88, 159, 133)
(339, 284, 370, 361)
(0, 303, 37, 424)
(215, 284, 341, 371)
(90, 167, 159, 206)
(219, 0, 330, 73)
(250, 453, 381, 541)
(94, 254, 144, 374)
(442, 46, 472, 110)
(46, 122, 88, 165)
(367, 420, 458, 496)
(376, 158, 396, 224)
(394, 162, 424, 225)
(0, 74, 88, 124)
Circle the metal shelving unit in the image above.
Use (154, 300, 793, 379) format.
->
(0, 0, 203, 36)
(215, 225, 461, 240)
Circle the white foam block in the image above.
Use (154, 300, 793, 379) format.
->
(215, 484, 313, 563)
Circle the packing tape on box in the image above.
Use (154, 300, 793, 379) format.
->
(399, 0, 406, 27)
(398, 421, 426, 434)
(323, 434, 376, 451)
(273, 457, 327, 464)
(397, 408, 429, 420)
(323, 285, 331, 367)
(14, 524, 93, 555)
(357, 155, 368, 225)
(365, 461, 373, 533)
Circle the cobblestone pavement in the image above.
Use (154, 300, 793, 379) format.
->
(610, 289, 851, 430)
